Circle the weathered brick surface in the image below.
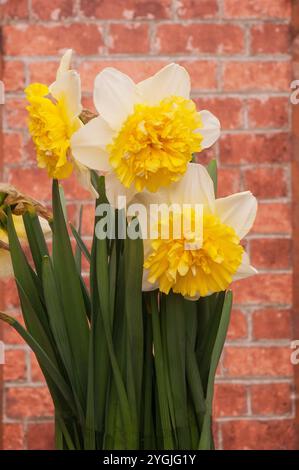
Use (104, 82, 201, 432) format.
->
(0, 0, 297, 451)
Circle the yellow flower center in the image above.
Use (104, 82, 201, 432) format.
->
(144, 211, 244, 298)
(25, 83, 81, 179)
(107, 96, 203, 192)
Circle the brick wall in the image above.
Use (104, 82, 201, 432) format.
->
(0, 0, 298, 450)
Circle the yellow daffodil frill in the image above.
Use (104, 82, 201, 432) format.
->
(25, 83, 81, 179)
(144, 211, 244, 298)
(107, 96, 203, 193)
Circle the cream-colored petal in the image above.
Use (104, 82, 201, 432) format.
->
(74, 161, 99, 199)
(133, 163, 215, 213)
(71, 116, 113, 172)
(142, 268, 159, 292)
(233, 252, 257, 281)
(198, 110, 220, 149)
(93, 68, 140, 130)
(105, 172, 137, 209)
(38, 217, 52, 238)
(0, 250, 13, 279)
(215, 191, 257, 240)
(50, 70, 82, 119)
(137, 63, 191, 105)
(56, 49, 73, 78)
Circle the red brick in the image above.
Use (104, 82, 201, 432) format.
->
(252, 203, 291, 234)
(0, 0, 28, 20)
(220, 133, 291, 165)
(214, 384, 247, 417)
(80, 0, 171, 19)
(247, 97, 289, 129)
(61, 174, 93, 202)
(32, 0, 74, 20)
(227, 308, 247, 340)
(3, 424, 24, 450)
(252, 308, 292, 339)
(223, 0, 291, 19)
(4, 350, 27, 382)
(27, 422, 55, 450)
(28, 61, 58, 85)
(250, 238, 291, 269)
(243, 167, 288, 198)
(195, 97, 243, 130)
(3, 25, 104, 56)
(217, 168, 241, 198)
(177, 0, 218, 18)
(251, 383, 292, 415)
(2, 278, 19, 309)
(3, 133, 23, 164)
(6, 386, 54, 419)
(156, 24, 244, 55)
(251, 24, 290, 55)
(7, 168, 52, 202)
(30, 352, 46, 383)
(108, 24, 150, 54)
(5, 97, 27, 129)
(81, 204, 96, 237)
(223, 346, 293, 377)
(233, 273, 292, 305)
(222, 420, 296, 450)
(3, 62, 25, 92)
(223, 61, 291, 92)
(78, 60, 217, 93)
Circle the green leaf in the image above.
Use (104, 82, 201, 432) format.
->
(52, 180, 89, 409)
(22, 211, 49, 278)
(198, 291, 232, 450)
(207, 159, 218, 197)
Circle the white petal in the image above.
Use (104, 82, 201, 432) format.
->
(135, 163, 215, 214)
(71, 117, 113, 172)
(233, 252, 257, 281)
(38, 217, 52, 239)
(0, 250, 13, 279)
(142, 268, 159, 292)
(198, 110, 220, 149)
(215, 191, 257, 240)
(137, 63, 191, 105)
(105, 172, 137, 209)
(50, 70, 82, 119)
(74, 162, 98, 199)
(93, 68, 140, 130)
(56, 49, 73, 78)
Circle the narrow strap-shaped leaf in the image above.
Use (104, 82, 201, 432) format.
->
(198, 290, 232, 450)
(23, 211, 50, 278)
(52, 180, 89, 407)
(71, 223, 91, 264)
(207, 159, 218, 197)
(0, 312, 75, 408)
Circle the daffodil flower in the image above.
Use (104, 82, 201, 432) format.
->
(131, 163, 257, 300)
(0, 215, 51, 279)
(25, 50, 97, 197)
(71, 64, 220, 202)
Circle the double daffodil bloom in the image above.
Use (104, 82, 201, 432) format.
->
(25, 50, 97, 197)
(71, 64, 220, 202)
(131, 163, 257, 300)
(0, 215, 50, 279)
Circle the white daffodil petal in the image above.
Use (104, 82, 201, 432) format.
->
(215, 191, 257, 240)
(142, 268, 159, 292)
(71, 117, 113, 172)
(105, 172, 137, 209)
(198, 110, 221, 149)
(0, 250, 13, 279)
(38, 217, 52, 239)
(137, 63, 191, 105)
(93, 68, 140, 130)
(50, 70, 82, 119)
(233, 252, 257, 281)
(56, 49, 73, 79)
(74, 161, 99, 199)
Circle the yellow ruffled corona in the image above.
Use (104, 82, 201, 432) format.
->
(25, 83, 80, 179)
